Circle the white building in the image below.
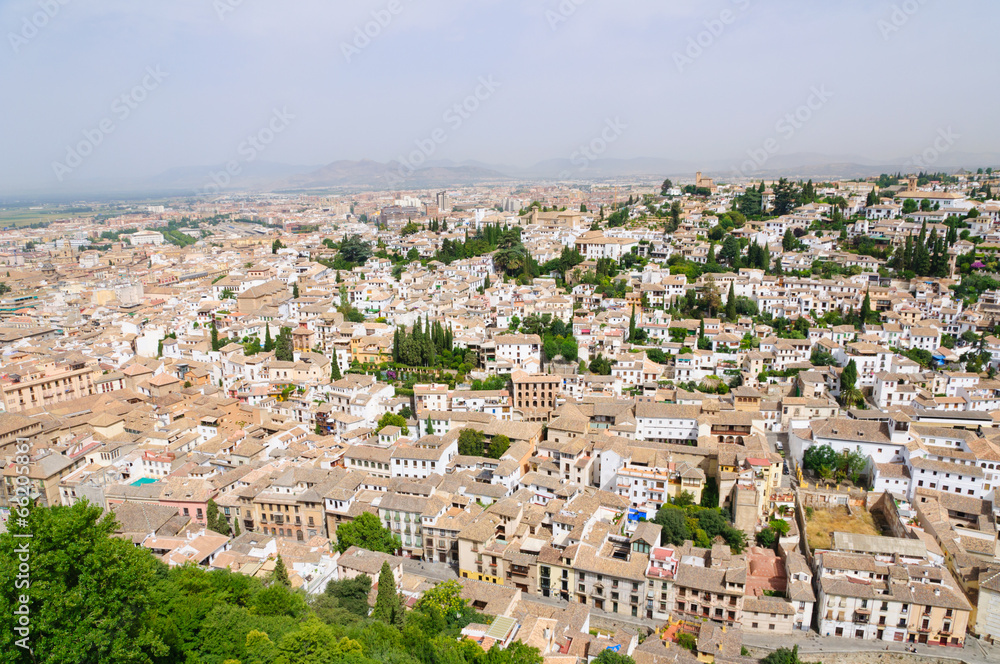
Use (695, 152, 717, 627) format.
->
(634, 402, 700, 444)
(128, 230, 165, 246)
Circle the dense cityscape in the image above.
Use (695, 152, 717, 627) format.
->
(1, 170, 1000, 664)
(4, 2, 1000, 664)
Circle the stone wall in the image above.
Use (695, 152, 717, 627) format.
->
(743, 645, 972, 664)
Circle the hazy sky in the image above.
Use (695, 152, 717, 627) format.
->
(2, 0, 998, 192)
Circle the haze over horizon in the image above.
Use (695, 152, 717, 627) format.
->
(3, 0, 998, 195)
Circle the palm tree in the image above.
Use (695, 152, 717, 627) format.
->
(840, 386, 864, 409)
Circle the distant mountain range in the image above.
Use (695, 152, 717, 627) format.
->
(7, 151, 1000, 201)
(277, 159, 511, 191)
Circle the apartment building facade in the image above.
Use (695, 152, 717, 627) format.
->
(1, 359, 99, 412)
(815, 551, 971, 646)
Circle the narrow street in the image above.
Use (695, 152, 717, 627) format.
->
(743, 629, 1000, 664)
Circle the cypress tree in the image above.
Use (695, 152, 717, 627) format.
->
(946, 225, 957, 246)
(372, 561, 403, 627)
(860, 290, 871, 328)
(272, 555, 290, 587)
(331, 356, 342, 381)
(264, 326, 273, 352)
(628, 304, 636, 341)
(842, 359, 858, 391)
(726, 282, 737, 321)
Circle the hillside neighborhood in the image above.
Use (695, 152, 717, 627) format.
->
(5, 170, 1000, 663)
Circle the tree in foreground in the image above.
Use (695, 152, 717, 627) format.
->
(271, 554, 290, 587)
(372, 561, 403, 628)
(409, 580, 478, 635)
(322, 574, 372, 617)
(0, 501, 167, 663)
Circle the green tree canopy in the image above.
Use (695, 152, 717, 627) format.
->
(652, 506, 690, 545)
(323, 574, 372, 617)
(339, 235, 373, 265)
(0, 502, 166, 663)
(594, 648, 636, 664)
(271, 554, 290, 587)
(372, 561, 403, 628)
(458, 428, 486, 456)
(377, 412, 409, 436)
(487, 434, 510, 459)
(335, 512, 399, 554)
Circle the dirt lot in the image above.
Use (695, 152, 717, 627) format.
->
(805, 505, 881, 551)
